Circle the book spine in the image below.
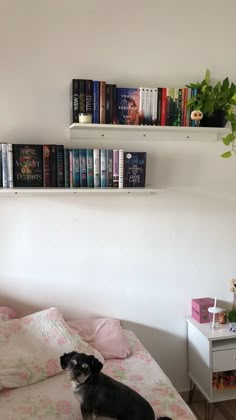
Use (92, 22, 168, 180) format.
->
(72, 149, 80, 187)
(100, 81, 106, 124)
(43, 145, 51, 187)
(7, 144, 13, 188)
(145, 88, 151, 125)
(79, 79, 86, 115)
(85, 80, 93, 115)
(69, 149, 73, 187)
(118, 149, 124, 189)
(152, 88, 158, 125)
(160, 88, 167, 126)
(92, 81, 100, 124)
(157, 88, 162, 125)
(56, 145, 64, 187)
(106, 149, 113, 187)
(100, 149, 107, 188)
(93, 149, 100, 188)
(0, 145, 2, 187)
(113, 150, 119, 188)
(50, 145, 57, 187)
(186, 87, 192, 126)
(64, 148, 70, 188)
(139, 87, 145, 125)
(2, 143, 8, 187)
(71, 79, 79, 123)
(112, 84, 117, 124)
(177, 88, 182, 126)
(79, 149, 87, 187)
(86, 149, 94, 188)
(105, 84, 112, 124)
(173, 88, 179, 126)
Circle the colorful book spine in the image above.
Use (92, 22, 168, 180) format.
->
(79, 149, 87, 187)
(7, 144, 13, 188)
(118, 149, 124, 189)
(113, 150, 119, 188)
(139, 87, 146, 125)
(100, 81, 106, 124)
(93, 149, 100, 188)
(116, 88, 140, 125)
(56, 145, 64, 187)
(85, 80, 93, 116)
(100, 149, 107, 188)
(71, 79, 79, 123)
(152, 88, 158, 125)
(64, 148, 70, 188)
(72, 149, 80, 187)
(92, 81, 100, 124)
(106, 149, 113, 187)
(86, 149, 94, 188)
(2, 143, 8, 188)
(43, 145, 51, 187)
(69, 150, 73, 187)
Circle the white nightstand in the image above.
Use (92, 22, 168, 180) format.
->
(187, 317, 236, 419)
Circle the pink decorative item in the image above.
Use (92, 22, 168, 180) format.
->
(192, 298, 215, 323)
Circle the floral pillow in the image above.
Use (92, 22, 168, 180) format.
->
(0, 307, 103, 390)
(0, 306, 17, 322)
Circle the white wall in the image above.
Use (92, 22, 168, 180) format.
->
(1, 0, 236, 391)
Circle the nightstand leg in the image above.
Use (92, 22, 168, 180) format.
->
(204, 400, 215, 420)
(188, 379, 196, 404)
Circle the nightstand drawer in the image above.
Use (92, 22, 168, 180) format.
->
(213, 349, 236, 372)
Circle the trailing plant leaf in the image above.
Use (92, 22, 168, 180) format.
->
(221, 151, 232, 158)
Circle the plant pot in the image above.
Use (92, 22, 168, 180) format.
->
(200, 110, 227, 128)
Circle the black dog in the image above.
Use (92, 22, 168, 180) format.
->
(60, 351, 172, 420)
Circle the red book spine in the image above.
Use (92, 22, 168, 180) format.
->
(160, 88, 167, 126)
(100, 81, 106, 124)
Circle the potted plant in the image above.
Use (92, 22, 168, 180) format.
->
(186, 69, 236, 157)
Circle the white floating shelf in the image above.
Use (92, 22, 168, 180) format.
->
(69, 123, 229, 142)
(0, 188, 162, 196)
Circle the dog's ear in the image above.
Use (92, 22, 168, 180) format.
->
(60, 351, 77, 370)
(88, 355, 103, 373)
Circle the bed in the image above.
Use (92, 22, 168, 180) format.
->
(0, 307, 196, 420)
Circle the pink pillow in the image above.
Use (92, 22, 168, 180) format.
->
(67, 318, 131, 359)
(0, 307, 17, 322)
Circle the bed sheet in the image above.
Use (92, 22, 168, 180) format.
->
(0, 330, 196, 420)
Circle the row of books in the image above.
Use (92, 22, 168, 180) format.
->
(71, 78, 197, 127)
(212, 371, 236, 390)
(0, 144, 146, 189)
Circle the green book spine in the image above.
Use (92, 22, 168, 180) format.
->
(86, 149, 94, 188)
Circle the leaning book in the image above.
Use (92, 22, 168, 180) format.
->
(124, 152, 146, 188)
(13, 145, 43, 187)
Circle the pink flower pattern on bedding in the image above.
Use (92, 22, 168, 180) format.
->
(0, 306, 17, 322)
(0, 330, 196, 420)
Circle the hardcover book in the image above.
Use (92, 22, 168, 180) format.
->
(71, 79, 79, 123)
(124, 152, 146, 188)
(56, 145, 65, 187)
(79, 149, 87, 187)
(13, 144, 43, 188)
(86, 149, 94, 188)
(116, 88, 140, 125)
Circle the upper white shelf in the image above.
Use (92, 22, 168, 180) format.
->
(69, 123, 229, 142)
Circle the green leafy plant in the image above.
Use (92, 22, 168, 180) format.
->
(186, 69, 236, 158)
(228, 309, 236, 322)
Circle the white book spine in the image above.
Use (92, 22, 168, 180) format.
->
(7, 144, 13, 188)
(1, 143, 8, 188)
(118, 149, 124, 189)
(93, 149, 100, 188)
(152, 88, 158, 125)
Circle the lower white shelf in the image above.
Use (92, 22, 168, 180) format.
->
(0, 188, 162, 196)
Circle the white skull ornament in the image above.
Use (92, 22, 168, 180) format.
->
(191, 110, 203, 126)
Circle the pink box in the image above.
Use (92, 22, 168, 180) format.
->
(192, 298, 215, 323)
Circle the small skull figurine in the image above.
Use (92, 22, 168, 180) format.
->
(191, 110, 203, 126)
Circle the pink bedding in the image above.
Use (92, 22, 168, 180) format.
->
(0, 330, 196, 420)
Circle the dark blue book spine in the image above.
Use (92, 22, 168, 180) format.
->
(72, 149, 80, 187)
(86, 149, 94, 188)
(64, 149, 70, 188)
(124, 152, 146, 188)
(79, 149, 87, 187)
(92, 81, 100, 123)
